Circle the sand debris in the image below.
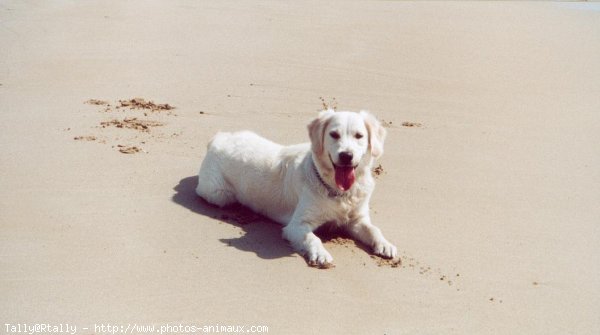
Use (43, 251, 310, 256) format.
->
(380, 119, 393, 128)
(100, 118, 164, 132)
(85, 99, 109, 106)
(73, 135, 97, 141)
(309, 261, 335, 270)
(117, 145, 142, 154)
(319, 96, 337, 111)
(401, 121, 422, 128)
(118, 97, 175, 112)
(371, 255, 402, 268)
(325, 237, 354, 246)
(372, 164, 384, 177)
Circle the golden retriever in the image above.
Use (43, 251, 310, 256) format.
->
(196, 110, 397, 268)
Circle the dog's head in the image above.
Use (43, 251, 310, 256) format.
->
(308, 109, 386, 191)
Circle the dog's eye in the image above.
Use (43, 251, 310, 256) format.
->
(329, 131, 340, 140)
(355, 133, 364, 139)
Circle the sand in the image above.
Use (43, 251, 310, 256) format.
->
(1, 1, 599, 334)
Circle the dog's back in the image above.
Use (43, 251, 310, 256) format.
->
(196, 131, 307, 224)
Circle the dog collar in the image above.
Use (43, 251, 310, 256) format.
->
(311, 158, 344, 198)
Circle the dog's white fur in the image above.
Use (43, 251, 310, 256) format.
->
(196, 110, 397, 267)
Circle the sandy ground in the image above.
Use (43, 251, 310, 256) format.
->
(1, 1, 599, 334)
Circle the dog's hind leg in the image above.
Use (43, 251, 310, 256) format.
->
(195, 158, 236, 208)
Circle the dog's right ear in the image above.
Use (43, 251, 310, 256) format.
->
(308, 109, 335, 156)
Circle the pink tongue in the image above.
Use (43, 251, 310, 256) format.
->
(334, 166, 355, 191)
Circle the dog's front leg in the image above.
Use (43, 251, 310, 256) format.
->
(282, 203, 333, 268)
(348, 210, 397, 259)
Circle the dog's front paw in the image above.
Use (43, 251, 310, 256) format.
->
(306, 245, 334, 269)
(373, 239, 397, 259)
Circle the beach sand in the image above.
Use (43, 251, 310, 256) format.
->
(1, 1, 599, 334)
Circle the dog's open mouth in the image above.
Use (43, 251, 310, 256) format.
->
(334, 165, 355, 191)
(330, 157, 357, 191)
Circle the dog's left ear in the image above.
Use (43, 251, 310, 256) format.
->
(360, 111, 386, 159)
(308, 109, 335, 156)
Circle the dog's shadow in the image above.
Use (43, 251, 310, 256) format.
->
(173, 176, 379, 267)
(172, 176, 295, 260)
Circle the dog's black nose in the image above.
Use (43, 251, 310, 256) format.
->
(338, 151, 353, 165)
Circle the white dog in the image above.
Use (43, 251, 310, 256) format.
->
(196, 110, 397, 268)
